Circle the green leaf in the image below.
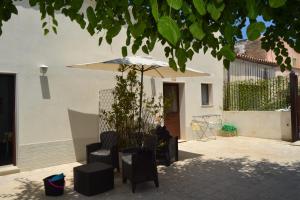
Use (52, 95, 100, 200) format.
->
(52, 19, 58, 26)
(131, 22, 146, 38)
(98, 37, 103, 46)
(247, 0, 258, 19)
(285, 57, 291, 65)
(192, 42, 201, 53)
(107, 24, 122, 38)
(220, 45, 236, 61)
(157, 16, 181, 46)
(76, 14, 86, 29)
(280, 64, 285, 71)
(223, 59, 230, 69)
(54, 0, 65, 9)
(148, 34, 157, 51)
(274, 47, 280, 55)
(131, 38, 142, 54)
(269, 0, 287, 8)
(192, 0, 206, 15)
(246, 22, 266, 41)
(9, 4, 18, 15)
(87, 24, 95, 36)
(52, 26, 57, 34)
(42, 22, 47, 28)
(203, 46, 208, 54)
(150, 0, 159, 21)
(71, 0, 84, 11)
(294, 40, 300, 53)
(164, 47, 171, 57)
(167, 0, 183, 10)
(46, 6, 55, 17)
(29, 0, 38, 6)
(189, 22, 205, 41)
(169, 58, 178, 71)
(207, 2, 222, 20)
(142, 45, 149, 54)
(186, 49, 194, 60)
(262, 7, 272, 21)
(44, 29, 49, 35)
(276, 55, 283, 64)
(133, 0, 143, 5)
(188, 14, 196, 23)
(224, 24, 234, 42)
(106, 34, 112, 44)
(86, 7, 97, 27)
(132, 44, 139, 54)
(176, 48, 187, 70)
(126, 36, 131, 46)
(182, 2, 192, 15)
(122, 46, 128, 57)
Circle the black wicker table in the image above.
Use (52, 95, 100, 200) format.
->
(73, 162, 114, 196)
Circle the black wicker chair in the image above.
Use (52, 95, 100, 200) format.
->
(155, 126, 179, 166)
(86, 131, 119, 171)
(121, 135, 158, 193)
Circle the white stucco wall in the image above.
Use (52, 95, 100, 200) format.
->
(223, 111, 292, 141)
(225, 59, 276, 82)
(0, 2, 223, 170)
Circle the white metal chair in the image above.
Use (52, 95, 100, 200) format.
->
(191, 115, 222, 140)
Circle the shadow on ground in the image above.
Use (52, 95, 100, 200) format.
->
(1, 151, 300, 200)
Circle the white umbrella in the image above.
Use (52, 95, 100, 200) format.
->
(68, 56, 210, 132)
(69, 56, 209, 78)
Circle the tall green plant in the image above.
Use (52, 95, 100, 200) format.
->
(101, 65, 164, 148)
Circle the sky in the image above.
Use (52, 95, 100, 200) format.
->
(241, 16, 273, 39)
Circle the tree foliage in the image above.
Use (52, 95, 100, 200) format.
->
(0, 0, 299, 71)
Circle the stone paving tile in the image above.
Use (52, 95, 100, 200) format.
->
(1, 136, 300, 200)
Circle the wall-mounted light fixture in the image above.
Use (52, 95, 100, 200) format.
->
(39, 64, 49, 75)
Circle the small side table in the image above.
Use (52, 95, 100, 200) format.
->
(74, 162, 114, 196)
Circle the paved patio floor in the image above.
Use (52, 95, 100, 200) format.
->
(1, 136, 300, 200)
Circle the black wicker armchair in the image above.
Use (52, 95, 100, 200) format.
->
(86, 131, 119, 171)
(155, 126, 179, 166)
(121, 134, 158, 193)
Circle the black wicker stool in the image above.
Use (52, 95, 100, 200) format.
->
(74, 162, 114, 196)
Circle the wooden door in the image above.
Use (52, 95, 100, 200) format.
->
(163, 83, 180, 138)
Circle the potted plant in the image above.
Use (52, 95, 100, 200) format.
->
(101, 66, 164, 149)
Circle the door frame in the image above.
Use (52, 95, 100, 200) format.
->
(163, 82, 181, 138)
(0, 73, 17, 166)
(290, 72, 300, 141)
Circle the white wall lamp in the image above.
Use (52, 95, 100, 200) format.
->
(39, 64, 49, 75)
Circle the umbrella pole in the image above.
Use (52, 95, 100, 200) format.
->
(138, 67, 144, 135)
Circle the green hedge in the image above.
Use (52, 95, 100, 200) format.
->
(224, 77, 290, 111)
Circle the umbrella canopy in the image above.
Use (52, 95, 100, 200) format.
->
(68, 56, 210, 78)
(68, 56, 210, 133)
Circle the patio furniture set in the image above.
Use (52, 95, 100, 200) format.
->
(72, 126, 178, 196)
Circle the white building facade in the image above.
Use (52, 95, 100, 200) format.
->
(0, 2, 223, 172)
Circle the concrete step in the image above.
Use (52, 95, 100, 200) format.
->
(0, 165, 20, 176)
(291, 141, 300, 146)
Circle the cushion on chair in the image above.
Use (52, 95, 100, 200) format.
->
(122, 154, 132, 165)
(90, 149, 110, 156)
